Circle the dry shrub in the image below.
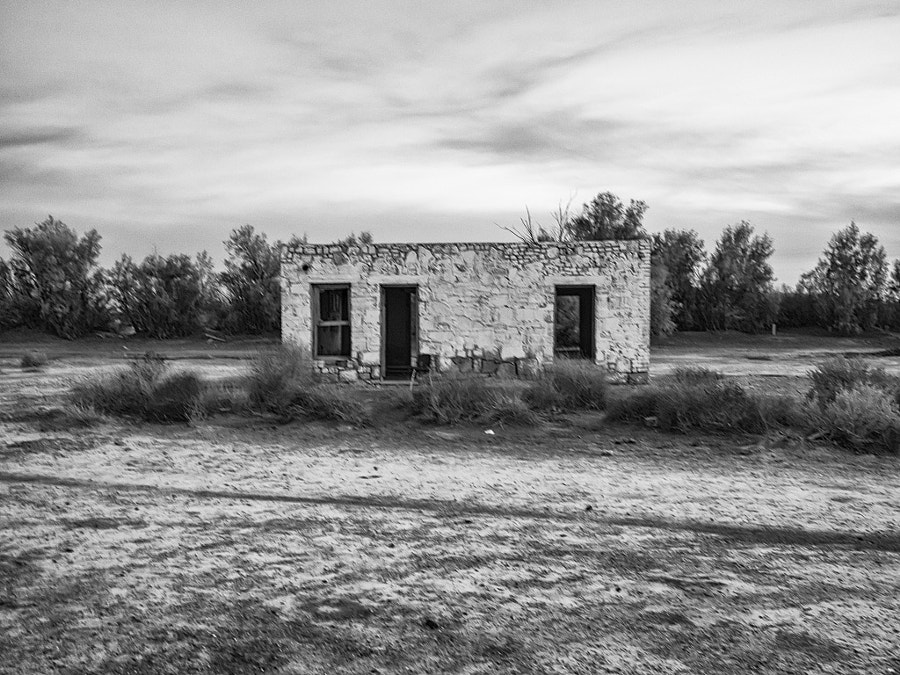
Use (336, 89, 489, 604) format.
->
(71, 353, 204, 424)
(807, 356, 900, 408)
(246, 343, 315, 410)
(246, 344, 369, 425)
(523, 360, 607, 411)
(192, 381, 251, 420)
(806, 384, 900, 453)
(20, 350, 49, 370)
(412, 374, 538, 425)
(488, 393, 541, 426)
(412, 374, 500, 424)
(282, 386, 371, 426)
(606, 375, 797, 435)
(671, 366, 723, 385)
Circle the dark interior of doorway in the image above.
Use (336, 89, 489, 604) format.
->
(383, 286, 417, 379)
(554, 286, 595, 360)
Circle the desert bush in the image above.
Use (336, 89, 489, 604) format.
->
(191, 381, 251, 420)
(807, 357, 900, 407)
(488, 393, 540, 426)
(129, 351, 168, 383)
(143, 371, 204, 422)
(412, 374, 539, 426)
(606, 376, 796, 435)
(246, 343, 315, 410)
(805, 384, 900, 453)
(524, 360, 607, 411)
(20, 350, 49, 370)
(412, 374, 501, 424)
(245, 344, 370, 425)
(59, 404, 107, 428)
(71, 353, 204, 423)
(281, 386, 371, 425)
(670, 366, 723, 385)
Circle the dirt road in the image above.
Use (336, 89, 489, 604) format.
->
(1, 333, 899, 673)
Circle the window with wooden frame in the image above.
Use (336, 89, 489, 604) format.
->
(312, 284, 351, 358)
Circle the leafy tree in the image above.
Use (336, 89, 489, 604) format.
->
(3, 216, 104, 338)
(565, 192, 648, 241)
(0, 257, 21, 329)
(799, 222, 887, 334)
(109, 253, 208, 338)
(220, 225, 283, 334)
(889, 260, 900, 300)
(650, 259, 676, 337)
(698, 221, 778, 332)
(651, 229, 706, 330)
(559, 191, 675, 336)
(775, 284, 818, 329)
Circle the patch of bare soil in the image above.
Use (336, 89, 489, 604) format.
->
(1, 339, 899, 674)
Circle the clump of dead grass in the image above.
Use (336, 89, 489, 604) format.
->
(245, 344, 370, 425)
(804, 357, 900, 453)
(523, 359, 607, 411)
(71, 352, 205, 423)
(412, 373, 537, 425)
(606, 374, 798, 435)
(20, 350, 49, 370)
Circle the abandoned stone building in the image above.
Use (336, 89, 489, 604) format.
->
(281, 240, 650, 383)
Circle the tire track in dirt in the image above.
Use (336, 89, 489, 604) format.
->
(3, 470, 899, 553)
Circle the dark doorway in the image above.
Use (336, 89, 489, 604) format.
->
(554, 286, 595, 360)
(383, 286, 417, 379)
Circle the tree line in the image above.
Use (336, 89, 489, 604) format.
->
(508, 192, 900, 337)
(0, 216, 372, 339)
(1, 204, 897, 339)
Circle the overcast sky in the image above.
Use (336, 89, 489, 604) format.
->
(1, 0, 898, 283)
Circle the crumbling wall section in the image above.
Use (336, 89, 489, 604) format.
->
(281, 240, 650, 382)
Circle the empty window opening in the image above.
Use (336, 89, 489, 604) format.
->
(313, 285, 351, 357)
(382, 286, 418, 379)
(554, 286, 595, 360)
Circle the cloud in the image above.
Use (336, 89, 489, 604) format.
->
(0, 127, 82, 149)
(0, 0, 898, 282)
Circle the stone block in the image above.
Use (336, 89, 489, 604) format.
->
(518, 358, 540, 379)
(338, 369, 358, 383)
(496, 362, 517, 378)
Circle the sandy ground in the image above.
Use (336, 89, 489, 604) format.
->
(1, 334, 899, 674)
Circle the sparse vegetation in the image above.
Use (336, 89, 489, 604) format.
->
(804, 356, 900, 453)
(807, 356, 900, 407)
(20, 350, 49, 370)
(279, 385, 371, 425)
(71, 354, 204, 423)
(806, 384, 900, 453)
(246, 343, 316, 411)
(606, 375, 798, 435)
(412, 373, 507, 424)
(245, 344, 370, 425)
(523, 360, 607, 411)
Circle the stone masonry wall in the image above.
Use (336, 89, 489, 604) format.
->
(281, 240, 650, 383)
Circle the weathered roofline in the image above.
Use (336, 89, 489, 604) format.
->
(282, 238, 650, 262)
